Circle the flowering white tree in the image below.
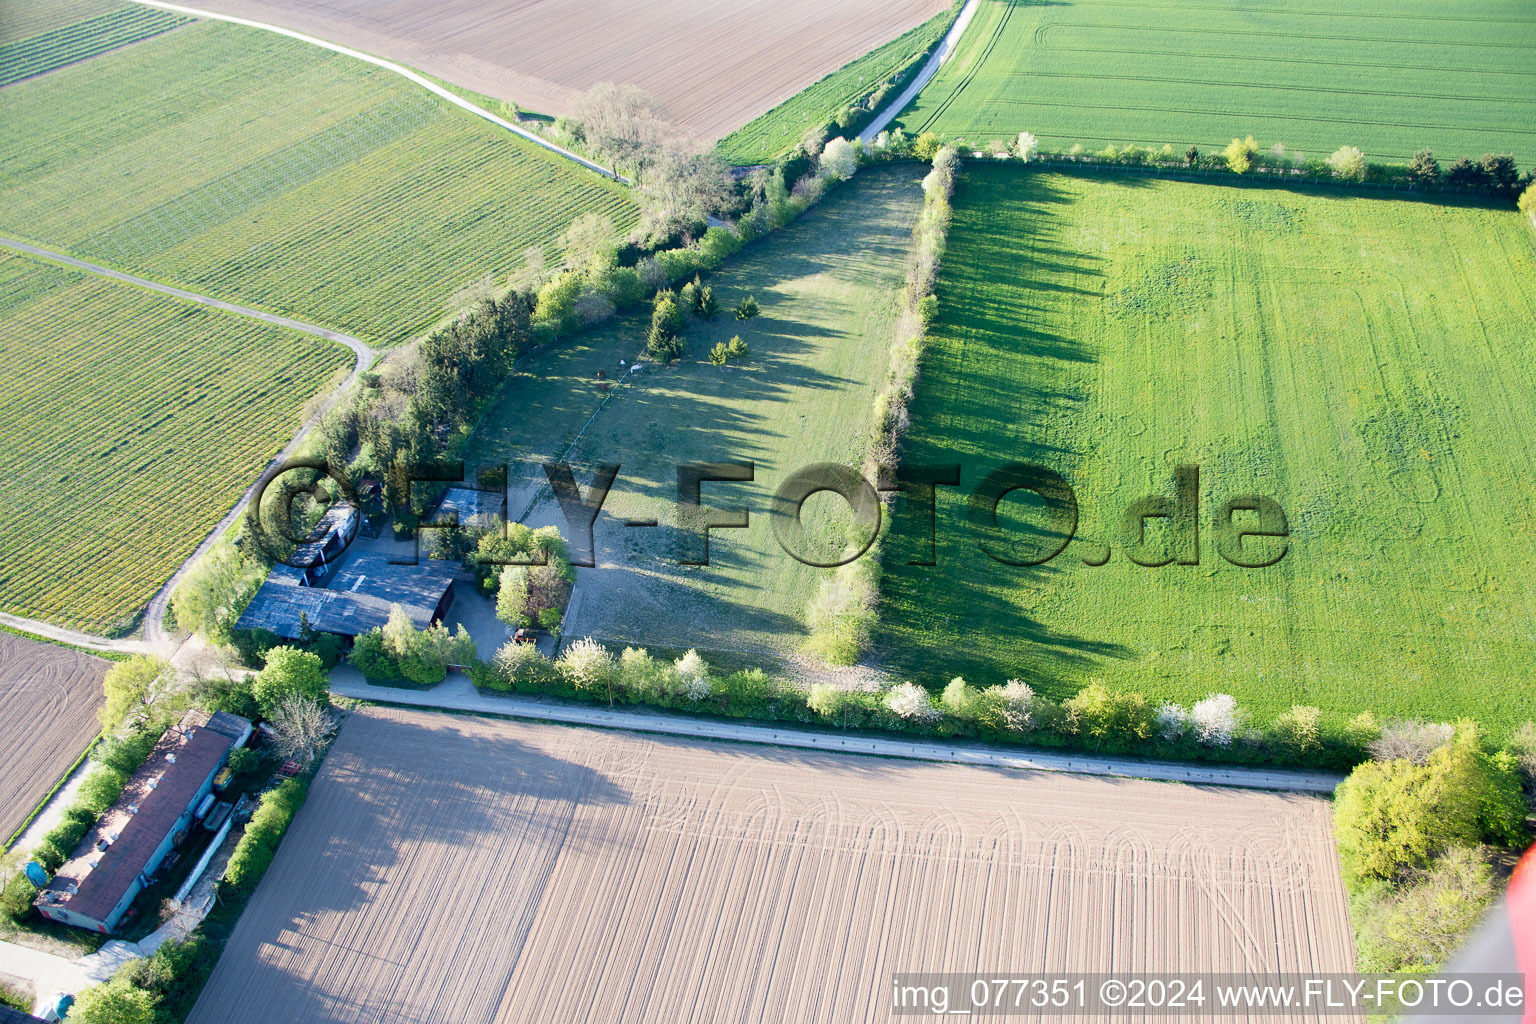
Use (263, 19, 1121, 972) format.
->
(559, 637, 615, 695)
(886, 682, 940, 723)
(267, 694, 335, 767)
(1017, 131, 1039, 162)
(1190, 694, 1240, 747)
(987, 679, 1036, 731)
(1327, 145, 1366, 182)
(1155, 701, 1190, 741)
(673, 649, 711, 701)
(820, 136, 859, 180)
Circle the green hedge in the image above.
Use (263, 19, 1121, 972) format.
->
(221, 777, 309, 900)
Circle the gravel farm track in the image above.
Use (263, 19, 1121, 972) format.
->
(187, 705, 1356, 1024)
(172, 0, 953, 142)
(0, 633, 108, 844)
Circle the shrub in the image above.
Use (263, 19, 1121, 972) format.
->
(222, 776, 308, 899)
(912, 132, 942, 161)
(1326, 145, 1367, 182)
(0, 873, 38, 921)
(1184, 145, 1199, 168)
(1222, 136, 1258, 174)
(707, 341, 729, 366)
(348, 629, 397, 681)
(66, 973, 156, 1024)
(537, 607, 562, 632)
(726, 335, 748, 359)
(251, 646, 327, 716)
(1369, 719, 1453, 764)
(491, 641, 555, 689)
(227, 746, 260, 777)
(1355, 845, 1497, 972)
(940, 677, 980, 718)
(1344, 710, 1382, 750)
(1155, 701, 1190, 742)
(1408, 149, 1440, 186)
(559, 637, 615, 696)
(673, 649, 710, 701)
(77, 765, 128, 815)
(1271, 705, 1322, 754)
(819, 136, 858, 180)
(806, 682, 848, 720)
(885, 682, 939, 724)
(978, 679, 1037, 732)
(1520, 181, 1536, 222)
(1062, 681, 1153, 747)
(1190, 693, 1241, 747)
(916, 294, 939, 329)
(734, 294, 759, 320)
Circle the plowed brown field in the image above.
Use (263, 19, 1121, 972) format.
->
(185, 0, 950, 141)
(0, 634, 106, 844)
(188, 706, 1354, 1023)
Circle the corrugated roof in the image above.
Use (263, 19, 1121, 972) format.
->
(234, 553, 456, 639)
(39, 712, 246, 923)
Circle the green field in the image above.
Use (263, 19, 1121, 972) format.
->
(0, 252, 351, 633)
(0, 4, 189, 86)
(715, 6, 957, 166)
(878, 165, 1536, 733)
(467, 168, 925, 657)
(0, 0, 123, 45)
(897, 0, 1536, 165)
(0, 20, 636, 345)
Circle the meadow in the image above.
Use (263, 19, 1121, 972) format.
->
(897, 0, 1536, 165)
(0, 20, 636, 346)
(714, 6, 956, 166)
(0, 252, 350, 633)
(466, 168, 926, 659)
(878, 165, 1536, 734)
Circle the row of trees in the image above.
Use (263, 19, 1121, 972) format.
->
(804, 143, 960, 667)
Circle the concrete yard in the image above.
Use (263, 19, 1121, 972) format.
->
(189, 705, 1354, 1023)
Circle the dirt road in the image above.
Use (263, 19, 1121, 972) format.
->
(0, 237, 373, 651)
(330, 668, 1345, 793)
(859, 0, 980, 144)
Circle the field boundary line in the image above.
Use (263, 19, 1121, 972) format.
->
(859, 0, 981, 145)
(0, 237, 374, 651)
(331, 673, 1345, 793)
(130, 0, 628, 184)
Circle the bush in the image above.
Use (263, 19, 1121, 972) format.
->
(1222, 136, 1258, 174)
(726, 335, 748, 359)
(227, 746, 260, 777)
(1520, 181, 1536, 221)
(885, 682, 939, 724)
(912, 132, 942, 161)
(222, 776, 308, 900)
(1062, 681, 1153, 748)
(559, 638, 616, 696)
(0, 872, 38, 921)
(707, 341, 729, 366)
(251, 646, 327, 716)
(1355, 845, 1497, 972)
(978, 680, 1037, 733)
(1369, 719, 1453, 764)
(537, 607, 562, 632)
(489, 641, 556, 690)
(1271, 705, 1322, 755)
(819, 136, 858, 180)
(1408, 149, 1440, 186)
(1335, 722, 1525, 881)
(734, 294, 759, 320)
(66, 973, 156, 1024)
(77, 765, 128, 814)
(1326, 145, 1367, 182)
(1190, 693, 1241, 747)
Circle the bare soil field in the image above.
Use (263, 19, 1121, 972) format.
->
(0, 634, 106, 844)
(189, 706, 1354, 1023)
(185, 0, 951, 141)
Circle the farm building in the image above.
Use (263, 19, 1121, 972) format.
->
(234, 552, 456, 641)
(288, 502, 359, 580)
(34, 711, 252, 934)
